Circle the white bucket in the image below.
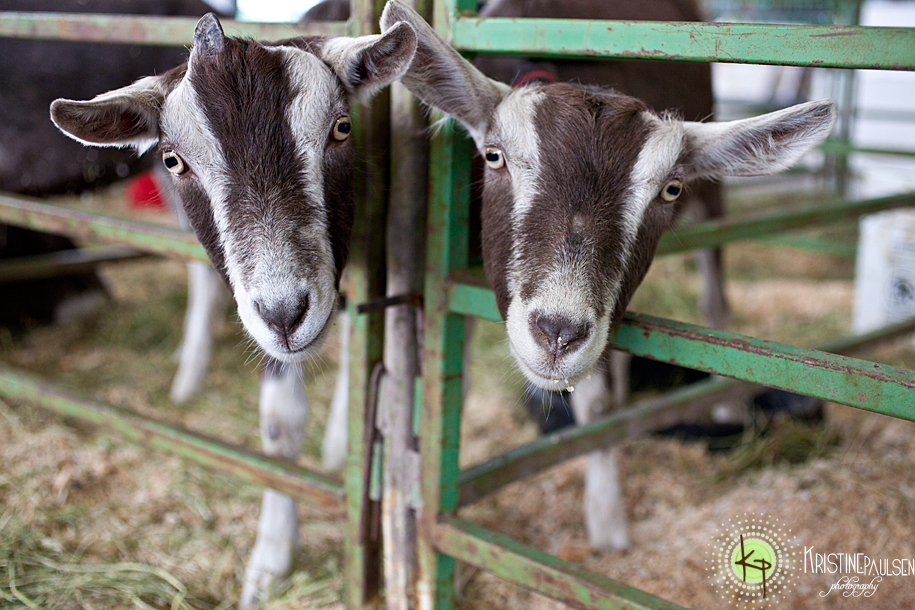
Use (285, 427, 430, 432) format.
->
(853, 209, 915, 334)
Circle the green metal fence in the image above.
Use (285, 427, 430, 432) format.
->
(417, 0, 915, 608)
(1, 1, 915, 609)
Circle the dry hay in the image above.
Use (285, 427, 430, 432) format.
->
(0, 509, 204, 610)
(0, 395, 345, 610)
(455, 403, 915, 610)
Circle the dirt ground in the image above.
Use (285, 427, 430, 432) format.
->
(2, 182, 915, 609)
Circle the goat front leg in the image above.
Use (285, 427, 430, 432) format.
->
(696, 247, 727, 330)
(692, 181, 729, 330)
(154, 165, 229, 404)
(170, 261, 227, 403)
(571, 363, 630, 552)
(241, 358, 308, 608)
(321, 307, 350, 472)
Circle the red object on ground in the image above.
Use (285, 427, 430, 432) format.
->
(126, 171, 165, 209)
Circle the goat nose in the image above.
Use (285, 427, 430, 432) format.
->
(533, 314, 590, 358)
(253, 294, 310, 339)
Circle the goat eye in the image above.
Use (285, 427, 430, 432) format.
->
(484, 146, 505, 169)
(660, 179, 683, 202)
(162, 150, 187, 175)
(332, 116, 352, 141)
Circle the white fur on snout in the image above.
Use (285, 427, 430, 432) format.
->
(235, 247, 337, 362)
(231, 48, 340, 362)
(505, 268, 613, 390)
(236, 289, 336, 361)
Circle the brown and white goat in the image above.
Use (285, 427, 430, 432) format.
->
(51, 13, 417, 606)
(382, 0, 836, 551)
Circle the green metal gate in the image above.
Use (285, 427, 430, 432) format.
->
(416, 0, 915, 608)
(0, 1, 914, 609)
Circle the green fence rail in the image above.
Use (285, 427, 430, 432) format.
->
(436, 517, 689, 610)
(457, 315, 915, 507)
(450, 17, 915, 69)
(0, 367, 344, 510)
(0, 11, 347, 44)
(0, 193, 207, 262)
(0, 244, 149, 282)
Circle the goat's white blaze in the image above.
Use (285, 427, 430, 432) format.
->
(496, 88, 544, 220)
(238, 49, 341, 360)
(160, 77, 237, 276)
(621, 114, 686, 260)
(491, 87, 544, 298)
(604, 113, 685, 315)
(608, 112, 686, 289)
(497, 88, 605, 389)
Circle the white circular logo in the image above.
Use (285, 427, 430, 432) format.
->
(707, 514, 798, 605)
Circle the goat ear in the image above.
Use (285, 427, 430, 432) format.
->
(321, 21, 418, 102)
(683, 100, 837, 179)
(50, 75, 169, 153)
(380, 0, 510, 147)
(193, 13, 225, 59)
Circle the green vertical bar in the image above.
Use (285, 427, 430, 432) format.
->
(417, 7, 476, 595)
(827, 0, 862, 195)
(418, 3, 477, 607)
(342, 0, 388, 608)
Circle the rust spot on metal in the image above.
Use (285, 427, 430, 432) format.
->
(810, 31, 859, 38)
(631, 316, 915, 390)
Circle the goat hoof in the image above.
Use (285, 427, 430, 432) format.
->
(241, 490, 299, 607)
(588, 528, 631, 553)
(169, 366, 205, 404)
(240, 568, 281, 609)
(240, 544, 294, 608)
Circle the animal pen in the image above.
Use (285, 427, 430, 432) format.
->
(0, 0, 914, 608)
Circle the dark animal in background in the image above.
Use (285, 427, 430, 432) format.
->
(0, 0, 228, 328)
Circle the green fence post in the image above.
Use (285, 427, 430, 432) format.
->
(418, 113, 473, 609)
(343, 0, 389, 607)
